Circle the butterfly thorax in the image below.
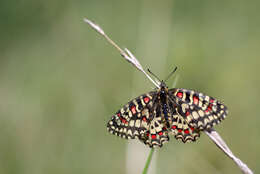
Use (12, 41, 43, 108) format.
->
(157, 85, 168, 104)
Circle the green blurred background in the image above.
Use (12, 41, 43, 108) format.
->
(0, 0, 259, 173)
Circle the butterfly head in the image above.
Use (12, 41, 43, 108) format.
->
(159, 80, 167, 89)
(158, 80, 168, 94)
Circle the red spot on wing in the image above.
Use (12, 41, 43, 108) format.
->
(184, 129, 189, 134)
(151, 134, 156, 139)
(143, 97, 150, 104)
(142, 116, 147, 122)
(185, 111, 190, 117)
(176, 92, 183, 98)
(208, 104, 213, 111)
(206, 104, 213, 113)
(190, 126, 194, 131)
(171, 125, 177, 129)
(193, 96, 199, 105)
(130, 105, 137, 115)
(120, 117, 128, 124)
(162, 127, 167, 131)
(178, 129, 183, 133)
(158, 131, 163, 136)
(210, 99, 214, 103)
(122, 119, 128, 124)
(117, 113, 121, 117)
(146, 132, 150, 137)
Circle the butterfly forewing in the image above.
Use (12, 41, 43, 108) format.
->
(107, 91, 156, 140)
(168, 88, 228, 131)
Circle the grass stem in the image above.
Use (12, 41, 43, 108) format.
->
(142, 148, 155, 174)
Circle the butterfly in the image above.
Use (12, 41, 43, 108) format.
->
(107, 69, 228, 148)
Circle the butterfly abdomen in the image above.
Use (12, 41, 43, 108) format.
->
(158, 88, 171, 128)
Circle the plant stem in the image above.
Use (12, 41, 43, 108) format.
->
(142, 148, 155, 174)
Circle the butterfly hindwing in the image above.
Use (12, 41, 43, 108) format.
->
(167, 99, 200, 143)
(139, 102, 169, 147)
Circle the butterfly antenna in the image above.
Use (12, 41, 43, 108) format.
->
(165, 66, 178, 82)
(147, 68, 161, 82)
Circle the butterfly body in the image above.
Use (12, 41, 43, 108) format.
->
(107, 82, 228, 148)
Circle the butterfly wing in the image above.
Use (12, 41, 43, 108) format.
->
(107, 91, 155, 139)
(107, 91, 170, 147)
(167, 100, 200, 143)
(139, 101, 169, 147)
(168, 88, 228, 133)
